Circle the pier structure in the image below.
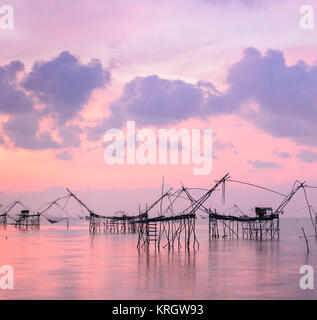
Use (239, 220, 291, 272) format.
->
(137, 213, 198, 251)
(66, 188, 148, 234)
(0, 213, 6, 228)
(208, 208, 280, 240)
(137, 174, 230, 251)
(1, 175, 316, 247)
(207, 179, 314, 241)
(0, 201, 41, 230)
(15, 210, 41, 231)
(88, 211, 148, 234)
(0, 201, 20, 228)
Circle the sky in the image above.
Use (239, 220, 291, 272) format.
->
(0, 0, 317, 216)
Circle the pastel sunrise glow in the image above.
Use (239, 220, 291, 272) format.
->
(0, 0, 317, 213)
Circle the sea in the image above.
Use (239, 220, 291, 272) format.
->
(0, 217, 316, 300)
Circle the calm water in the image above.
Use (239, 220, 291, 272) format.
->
(0, 218, 316, 300)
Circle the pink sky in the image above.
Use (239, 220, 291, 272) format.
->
(0, 0, 317, 216)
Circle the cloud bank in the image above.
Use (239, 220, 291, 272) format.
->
(88, 48, 317, 149)
(0, 51, 110, 150)
(1, 48, 317, 158)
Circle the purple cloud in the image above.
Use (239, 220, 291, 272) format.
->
(213, 139, 234, 151)
(296, 149, 317, 163)
(3, 113, 61, 150)
(0, 61, 33, 115)
(58, 125, 83, 148)
(55, 151, 73, 161)
(3, 112, 84, 150)
(273, 149, 292, 159)
(0, 51, 109, 150)
(88, 48, 317, 148)
(22, 51, 110, 124)
(87, 75, 205, 140)
(248, 160, 280, 169)
(210, 48, 317, 147)
(2, 48, 316, 153)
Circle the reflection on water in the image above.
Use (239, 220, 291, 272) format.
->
(0, 218, 316, 299)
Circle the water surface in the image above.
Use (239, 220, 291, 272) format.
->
(0, 218, 316, 299)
